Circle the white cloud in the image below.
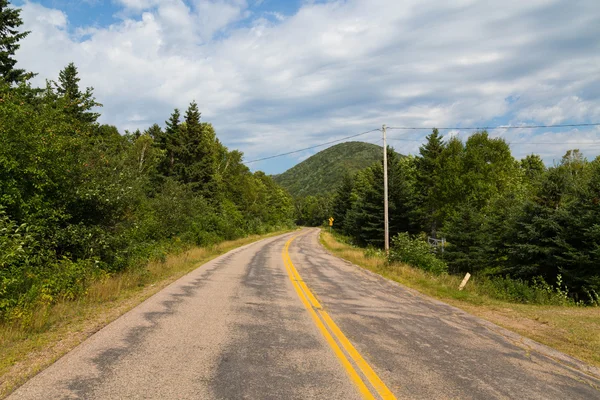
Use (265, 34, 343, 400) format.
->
(114, 0, 163, 11)
(14, 0, 600, 172)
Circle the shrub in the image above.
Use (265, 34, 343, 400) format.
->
(389, 232, 448, 274)
(476, 274, 574, 305)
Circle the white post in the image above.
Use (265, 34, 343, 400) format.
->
(383, 124, 389, 254)
(459, 273, 471, 291)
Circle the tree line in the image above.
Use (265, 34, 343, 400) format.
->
(0, 1, 294, 321)
(321, 130, 599, 303)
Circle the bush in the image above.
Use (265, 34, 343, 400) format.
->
(476, 274, 574, 306)
(389, 233, 448, 274)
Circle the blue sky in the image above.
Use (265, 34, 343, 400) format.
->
(14, 0, 303, 29)
(13, 0, 600, 174)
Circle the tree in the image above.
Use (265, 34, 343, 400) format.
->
(435, 136, 465, 230)
(294, 195, 331, 227)
(154, 108, 182, 177)
(145, 123, 163, 141)
(0, 0, 32, 84)
(388, 151, 417, 237)
(331, 173, 354, 232)
(414, 128, 445, 237)
(174, 101, 220, 198)
(345, 164, 384, 246)
(461, 132, 518, 208)
(344, 147, 414, 247)
(53, 62, 101, 123)
(0, 36, 297, 319)
(443, 202, 487, 274)
(520, 154, 546, 182)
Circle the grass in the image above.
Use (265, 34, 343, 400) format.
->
(320, 231, 600, 369)
(0, 230, 293, 399)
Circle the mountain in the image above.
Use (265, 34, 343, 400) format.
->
(273, 141, 384, 197)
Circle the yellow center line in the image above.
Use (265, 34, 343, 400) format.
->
(318, 309, 397, 400)
(282, 234, 398, 400)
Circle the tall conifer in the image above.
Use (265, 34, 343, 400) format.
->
(0, 0, 32, 84)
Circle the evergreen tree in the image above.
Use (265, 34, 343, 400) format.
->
(331, 173, 354, 233)
(344, 147, 414, 246)
(157, 108, 181, 176)
(146, 124, 163, 142)
(443, 202, 486, 274)
(175, 101, 219, 198)
(0, 0, 32, 84)
(388, 150, 416, 237)
(53, 62, 101, 123)
(345, 165, 384, 246)
(414, 128, 445, 237)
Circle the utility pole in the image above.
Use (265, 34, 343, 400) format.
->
(382, 124, 389, 253)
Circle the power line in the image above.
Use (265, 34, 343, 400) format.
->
(386, 138, 422, 142)
(387, 137, 600, 145)
(243, 122, 600, 165)
(387, 122, 600, 144)
(387, 123, 600, 131)
(244, 128, 380, 164)
(509, 141, 600, 145)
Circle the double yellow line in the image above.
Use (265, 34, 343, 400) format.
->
(282, 235, 397, 400)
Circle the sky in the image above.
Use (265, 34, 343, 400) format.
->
(12, 0, 600, 174)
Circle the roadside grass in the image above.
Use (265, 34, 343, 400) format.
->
(320, 231, 600, 369)
(0, 230, 293, 399)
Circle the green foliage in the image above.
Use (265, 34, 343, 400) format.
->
(461, 132, 520, 208)
(297, 127, 600, 304)
(477, 275, 573, 306)
(414, 128, 445, 237)
(389, 232, 448, 274)
(53, 62, 101, 123)
(294, 195, 331, 226)
(274, 141, 395, 197)
(443, 203, 487, 274)
(0, 0, 32, 84)
(344, 148, 416, 246)
(0, 65, 294, 322)
(331, 173, 354, 230)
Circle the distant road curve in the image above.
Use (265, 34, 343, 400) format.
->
(9, 229, 600, 399)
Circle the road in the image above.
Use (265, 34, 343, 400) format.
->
(8, 229, 600, 399)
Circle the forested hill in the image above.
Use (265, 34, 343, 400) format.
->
(273, 141, 388, 197)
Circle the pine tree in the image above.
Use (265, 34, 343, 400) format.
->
(53, 62, 101, 123)
(443, 202, 486, 274)
(387, 149, 416, 237)
(331, 173, 354, 233)
(56, 63, 80, 99)
(145, 124, 163, 141)
(414, 128, 445, 237)
(343, 147, 414, 247)
(174, 101, 219, 198)
(345, 165, 384, 247)
(185, 100, 201, 132)
(165, 109, 181, 135)
(0, 0, 32, 84)
(158, 108, 181, 176)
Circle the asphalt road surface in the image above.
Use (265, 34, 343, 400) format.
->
(9, 229, 600, 399)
